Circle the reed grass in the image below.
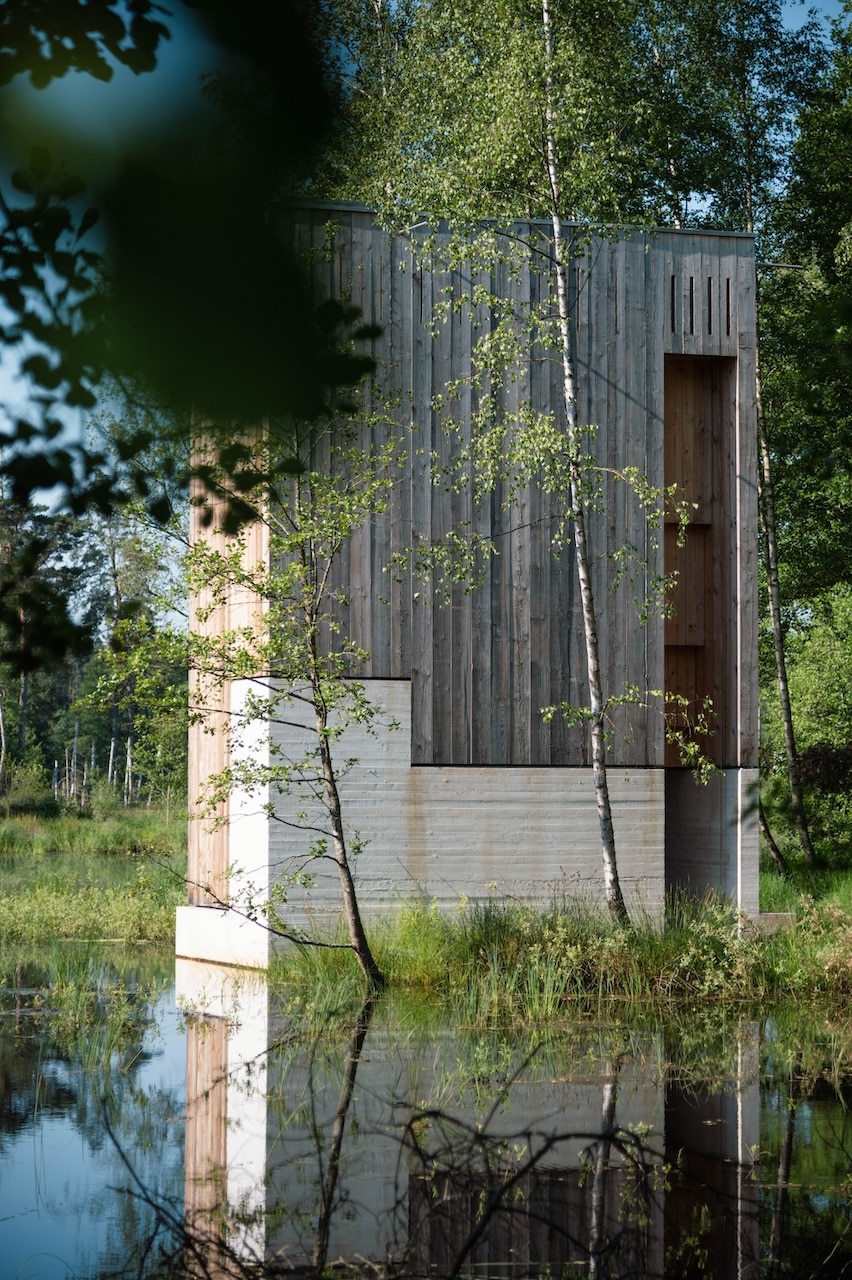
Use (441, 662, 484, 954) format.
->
(270, 889, 852, 1027)
(0, 941, 173, 1071)
(0, 810, 186, 943)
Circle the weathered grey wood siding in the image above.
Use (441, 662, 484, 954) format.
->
(291, 205, 757, 773)
(182, 207, 760, 959)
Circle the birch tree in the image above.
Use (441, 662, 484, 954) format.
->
(323, 0, 651, 923)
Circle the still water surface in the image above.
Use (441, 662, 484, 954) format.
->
(1, 948, 850, 1279)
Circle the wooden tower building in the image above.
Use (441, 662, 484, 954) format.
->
(178, 206, 758, 967)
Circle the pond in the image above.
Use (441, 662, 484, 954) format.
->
(1, 948, 851, 1279)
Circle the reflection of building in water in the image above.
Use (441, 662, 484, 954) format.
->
(178, 962, 759, 1277)
(664, 1036, 760, 1280)
(179, 960, 269, 1274)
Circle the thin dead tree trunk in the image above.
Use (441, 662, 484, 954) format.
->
(71, 719, 79, 804)
(108, 716, 117, 786)
(124, 735, 133, 807)
(542, 0, 629, 926)
(18, 675, 27, 755)
(756, 340, 817, 866)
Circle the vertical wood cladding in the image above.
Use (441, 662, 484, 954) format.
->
(286, 208, 757, 771)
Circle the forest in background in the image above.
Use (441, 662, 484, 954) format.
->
(0, 0, 850, 871)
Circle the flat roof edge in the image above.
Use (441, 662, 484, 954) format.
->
(281, 199, 755, 242)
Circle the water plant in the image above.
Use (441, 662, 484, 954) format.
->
(0, 810, 185, 943)
(270, 889, 852, 1026)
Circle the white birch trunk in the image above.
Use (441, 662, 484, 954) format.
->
(542, 0, 629, 924)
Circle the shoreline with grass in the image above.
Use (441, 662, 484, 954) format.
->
(2, 812, 851, 1016)
(268, 887, 852, 1023)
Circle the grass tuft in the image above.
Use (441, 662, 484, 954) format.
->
(270, 887, 852, 1027)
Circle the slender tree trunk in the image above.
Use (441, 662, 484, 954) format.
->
(316, 717, 385, 990)
(71, 719, 79, 804)
(310, 638, 385, 989)
(124, 735, 132, 807)
(542, 0, 629, 926)
(18, 671, 27, 754)
(756, 342, 817, 866)
(589, 1073, 619, 1280)
(18, 604, 27, 754)
(0, 700, 6, 788)
(759, 799, 788, 877)
(312, 998, 376, 1273)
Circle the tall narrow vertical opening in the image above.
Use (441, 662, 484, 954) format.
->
(707, 277, 713, 334)
(664, 354, 742, 900)
(670, 275, 676, 333)
(688, 277, 695, 335)
(726, 278, 731, 336)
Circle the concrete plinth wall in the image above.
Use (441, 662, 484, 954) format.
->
(267, 679, 666, 928)
(665, 768, 759, 915)
(177, 677, 762, 967)
(178, 679, 667, 965)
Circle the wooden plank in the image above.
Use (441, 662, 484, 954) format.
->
(528, 254, 550, 764)
(348, 214, 373, 667)
(488, 253, 513, 764)
(409, 237, 434, 763)
(736, 244, 759, 765)
(470, 259, 496, 763)
(620, 233, 651, 762)
(711, 356, 732, 765)
(664, 524, 706, 646)
(388, 229, 413, 678)
(509, 251, 532, 763)
(429, 242, 456, 763)
(599, 237, 622, 758)
(450, 263, 473, 763)
(646, 239, 668, 766)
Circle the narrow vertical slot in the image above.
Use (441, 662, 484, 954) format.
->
(689, 277, 694, 335)
(707, 277, 712, 334)
(670, 275, 676, 333)
(726, 278, 731, 335)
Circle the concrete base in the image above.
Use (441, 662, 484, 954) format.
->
(757, 912, 795, 936)
(176, 905, 272, 969)
(665, 768, 759, 915)
(179, 681, 758, 969)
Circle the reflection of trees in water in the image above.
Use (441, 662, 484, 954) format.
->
(401, 1053, 661, 1280)
(105, 983, 852, 1280)
(183, 1018, 662, 1276)
(761, 1059, 852, 1280)
(0, 949, 166, 1146)
(0, 947, 185, 1278)
(313, 996, 377, 1273)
